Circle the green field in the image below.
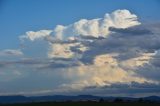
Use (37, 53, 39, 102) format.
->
(1, 102, 160, 106)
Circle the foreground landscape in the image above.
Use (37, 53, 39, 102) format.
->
(0, 101, 160, 106)
(0, 95, 160, 106)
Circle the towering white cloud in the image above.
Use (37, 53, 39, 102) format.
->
(19, 9, 141, 59)
(52, 9, 140, 40)
(46, 9, 141, 59)
(20, 9, 140, 42)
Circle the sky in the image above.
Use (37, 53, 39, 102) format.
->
(0, 0, 160, 97)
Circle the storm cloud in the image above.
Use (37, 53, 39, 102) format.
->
(1, 9, 160, 96)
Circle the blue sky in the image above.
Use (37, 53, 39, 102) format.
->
(0, 0, 160, 96)
(0, 0, 160, 49)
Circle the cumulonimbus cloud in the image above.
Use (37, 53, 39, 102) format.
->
(52, 9, 140, 40)
(2, 9, 160, 96)
(20, 9, 140, 42)
(19, 9, 141, 59)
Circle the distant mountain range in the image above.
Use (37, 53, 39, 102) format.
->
(0, 95, 160, 104)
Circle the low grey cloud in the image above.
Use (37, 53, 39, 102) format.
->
(43, 82, 160, 97)
(109, 26, 152, 35)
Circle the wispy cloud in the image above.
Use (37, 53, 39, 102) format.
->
(0, 49, 23, 56)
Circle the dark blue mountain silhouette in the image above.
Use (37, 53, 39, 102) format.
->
(0, 95, 160, 104)
(0, 95, 31, 103)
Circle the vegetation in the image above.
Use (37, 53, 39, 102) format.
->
(0, 96, 160, 106)
(0, 99, 160, 106)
